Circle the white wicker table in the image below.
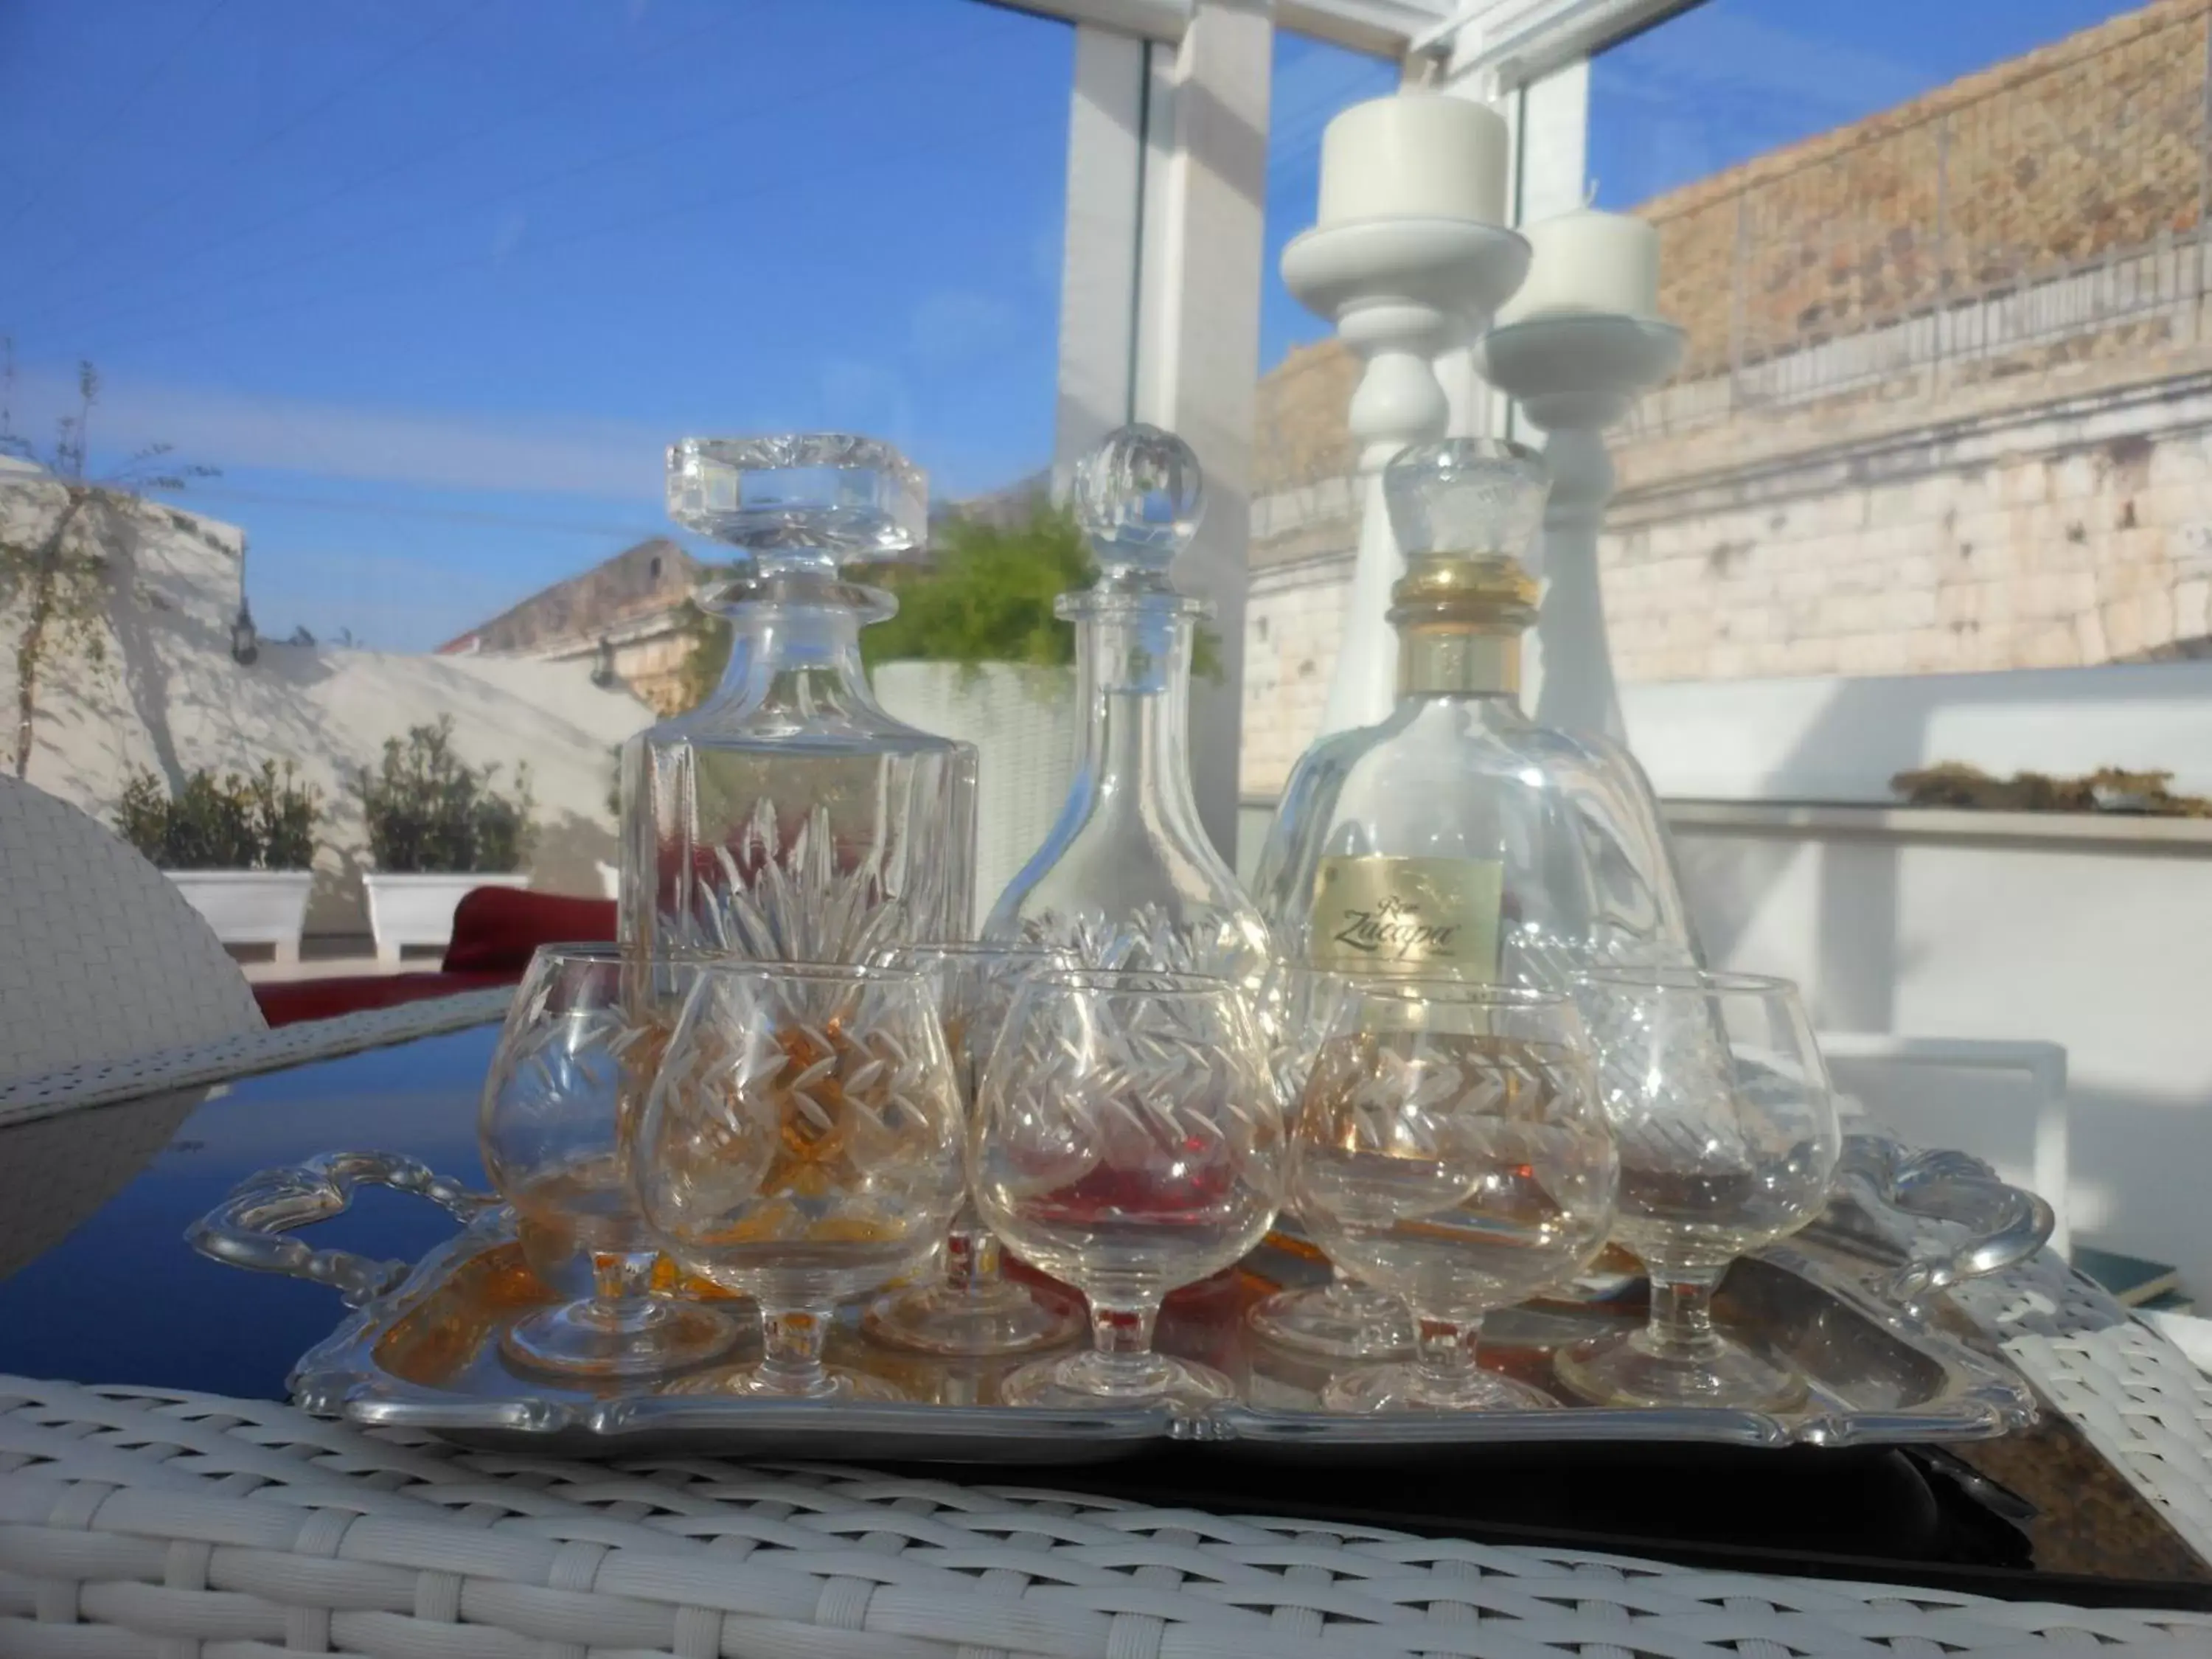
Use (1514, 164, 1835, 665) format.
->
(3, 1374, 2208, 1658)
(4, 1004, 2212, 1655)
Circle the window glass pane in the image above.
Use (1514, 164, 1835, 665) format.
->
(2, 0, 1068, 962)
(1587, 0, 2206, 692)
(1243, 29, 1394, 827)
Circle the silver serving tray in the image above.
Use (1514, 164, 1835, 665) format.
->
(189, 1135, 2052, 1461)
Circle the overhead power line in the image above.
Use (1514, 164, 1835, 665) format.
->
(77, 102, 1058, 360)
(16, 1, 768, 333)
(170, 483, 663, 540)
(1, 0, 239, 236)
(26, 29, 972, 347)
(24, 1, 492, 293)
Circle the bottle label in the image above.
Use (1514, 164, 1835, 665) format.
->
(1309, 855, 1503, 975)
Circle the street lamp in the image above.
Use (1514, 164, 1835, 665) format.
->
(229, 599, 260, 667)
(590, 634, 617, 689)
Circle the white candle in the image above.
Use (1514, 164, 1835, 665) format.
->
(1496, 206, 1660, 324)
(1317, 94, 1509, 229)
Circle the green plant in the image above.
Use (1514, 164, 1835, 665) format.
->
(669, 502, 1220, 712)
(114, 760, 321, 870)
(358, 717, 535, 872)
(1, 352, 216, 778)
(861, 504, 1093, 671)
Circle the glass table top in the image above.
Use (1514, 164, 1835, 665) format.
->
(0, 1016, 2204, 1607)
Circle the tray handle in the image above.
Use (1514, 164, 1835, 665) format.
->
(187, 1150, 495, 1308)
(1833, 1135, 2056, 1311)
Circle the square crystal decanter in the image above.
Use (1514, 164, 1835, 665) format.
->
(1248, 437, 1697, 987)
(619, 436, 976, 964)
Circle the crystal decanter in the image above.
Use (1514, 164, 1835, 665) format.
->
(1249, 437, 1697, 988)
(619, 436, 977, 964)
(981, 425, 1271, 983)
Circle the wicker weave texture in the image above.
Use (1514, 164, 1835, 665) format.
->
(0, 987, 514, 1130)
(0, 776, 264, 1088)
(1, 1377, 2206, 1658)
(2008, 1320, 2212, 1572)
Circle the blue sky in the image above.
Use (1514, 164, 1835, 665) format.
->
(1, 0, 1077, 647)
(1, 0, 2134, 650)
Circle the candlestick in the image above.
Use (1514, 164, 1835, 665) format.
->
(1317, 94, 1510, 229)
(1282, 218, 1529, 737)
(1496, 206, 1660, 327)
(1473, 313, 1684, 740)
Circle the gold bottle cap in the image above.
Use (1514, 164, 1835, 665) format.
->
(1386, 554, 1537, 634)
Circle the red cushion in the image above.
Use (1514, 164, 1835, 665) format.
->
(441, 887, 617, 974)
(254, 971, 513, 1028)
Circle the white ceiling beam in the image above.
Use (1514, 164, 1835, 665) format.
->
(1053, 27, 1150, 486)
(1276, 1, 1453, 58)
(1132, 0, 1276, 861)
(981, 0, 1474, 58)
(979, 0, 1191, 44)
(1423, 0, 1689, 86)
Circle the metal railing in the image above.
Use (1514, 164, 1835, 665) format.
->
(1627, 2, 2212, 437)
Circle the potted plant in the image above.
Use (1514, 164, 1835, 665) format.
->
(357, 716, 535, 961)
(115, 761, 321, 961)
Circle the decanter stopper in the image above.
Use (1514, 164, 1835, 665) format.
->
(668, 434, 928, 578)
(1382, 438, 1548, 568)
(1072, 422, 1203, 593)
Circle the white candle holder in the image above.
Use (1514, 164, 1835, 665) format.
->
(1281, 218, 1528, 737)
(1474, 313, 1684, 741)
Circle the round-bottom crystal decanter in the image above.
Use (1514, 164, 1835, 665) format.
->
(1248, 438, 1700, 991)
(983, 425, 1271, 983)
(620, 435, 978, 965)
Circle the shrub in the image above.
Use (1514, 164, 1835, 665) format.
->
(114, 761, 321, 870)
(671, 501, 1221, 710)
(358, 717, 534, 873)
(1892, 762, 2212, 817)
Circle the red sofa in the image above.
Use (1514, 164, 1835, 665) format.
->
(253, 887, 616, 1026)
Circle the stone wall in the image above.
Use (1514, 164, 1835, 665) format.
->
(1235, 1, 2212, 801)
(1605, 335, 2212, 685)
(1254, 341, 1361, 497)
(440, 538, 698, 656)
(1243, 548, 1355, 795)
(1644, 0, 2208, 380)
(1238, 332, 2212, 799)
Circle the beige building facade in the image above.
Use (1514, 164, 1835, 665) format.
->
(1239, 0, 2212, 799)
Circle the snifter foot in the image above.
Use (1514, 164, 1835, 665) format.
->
(1001, 1347, 1237, 1411)
(1323, 1359, 1557, 1413)
(501, 1298, 739, 1380)
(1248, 1279, 1415, 1360)
(1554, 1327, 1809, 1413)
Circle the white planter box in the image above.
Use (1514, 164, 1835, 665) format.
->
(362, 871, 531, 964)
(873, 661, 1077, 931)
(165, 870, 315, 963)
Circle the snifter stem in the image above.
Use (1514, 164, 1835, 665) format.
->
(1055, 1300, 1180, 1397)
(1643, 1262, 1727, 1363)
(945, 1223, 1001, 1293)
(1413, 1315, 1484, 1393)
(758, 1304, 836, 1397)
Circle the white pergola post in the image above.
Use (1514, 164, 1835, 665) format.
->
(1036, 0, 1689, 810)
(1052, 25, 1150, 495)
(1053, 2, 1273, 863)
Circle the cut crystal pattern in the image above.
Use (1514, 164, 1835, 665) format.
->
(622, 435, 975, 966)
(984, 425, 1271, 983)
